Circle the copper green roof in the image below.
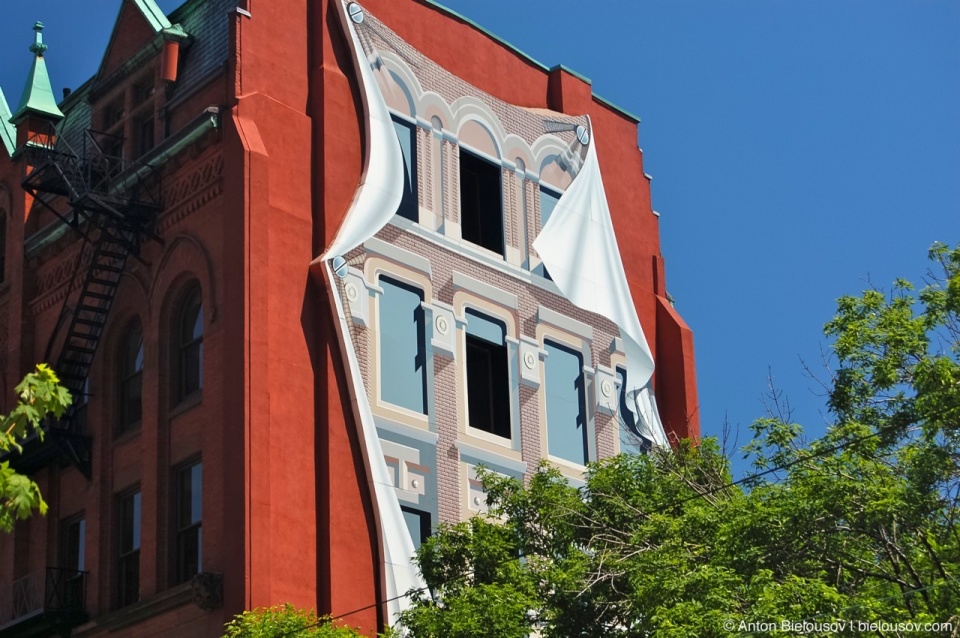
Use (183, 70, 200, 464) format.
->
(12, 22, 64, 125)
(134, 0, 173, 31)
(0, 88, 16, 155)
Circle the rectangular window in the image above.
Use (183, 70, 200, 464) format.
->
(60, 516, 86, 612)
(465, 309, 510, 439)
(544, 341, 588, 465)
(617, 367, 650, 455)
(400, 506, 431, 551)
(134, 115, 154, 158)
(117, 490, 141, 607)
(459, 150, 504, 255)
(103, 100, 124, 130)
(379, 277, 428, 414)
(175, 462, 202, 584)
(392, 116, 418, 222)
(61, 516, 86, 572)
(538, 187, 561, 279)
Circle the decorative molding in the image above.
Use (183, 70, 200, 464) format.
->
(156, 152, 224, 234)
(452, 271, 518, 310)
(537, 305, 593, 342)
(363, 236, 432, 276)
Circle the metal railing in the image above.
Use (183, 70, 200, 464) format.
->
(0, 568, 86, 629)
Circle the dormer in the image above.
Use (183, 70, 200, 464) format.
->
(89, 0, 189, 162)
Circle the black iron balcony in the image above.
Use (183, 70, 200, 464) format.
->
(0, 568, 87, 638)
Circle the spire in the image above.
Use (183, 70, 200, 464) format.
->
(11, 22, 65, 125)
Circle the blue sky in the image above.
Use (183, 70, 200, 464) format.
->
(2, 0, 958, 474)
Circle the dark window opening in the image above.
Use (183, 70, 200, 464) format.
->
(134, 116, 154, 158)
(134, 78, 155, 105)
(61, 516, 86, 573)
(176, 285, 203, 402)
(392, 116, 418, 222)
(379, 277, 428, 414)
(544, 341, 588, 465)
(117, 490, 141, 607)
(175, 462, 202, 584)
(465, 309, 510, 439)
(459, 150, 503, 255)
(103, 100, 124, 130)
(60, 516, 86, 611)
(118, 321, 143, 433)
(400, 506, 431, 551)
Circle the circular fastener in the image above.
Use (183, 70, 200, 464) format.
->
(576, 124, 590, 146)
(347, 2, 364, 23)
(435, 315, 449, 335)
(411, 479, 419, 489)
(332, 255, 349, 279)
(523, 351, 537, 370)
(345, 283, 359, 301)
(600, 379, 614, 398)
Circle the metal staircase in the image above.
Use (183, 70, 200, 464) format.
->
(13, 123, 162, 478)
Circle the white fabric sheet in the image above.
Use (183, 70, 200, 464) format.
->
(321, 1, 424, 624)
(533, 131, 669, 448)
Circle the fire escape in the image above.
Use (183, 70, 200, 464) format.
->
(13, 123, 162, 479)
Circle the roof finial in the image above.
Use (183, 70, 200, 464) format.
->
(30, 22, 48, 57)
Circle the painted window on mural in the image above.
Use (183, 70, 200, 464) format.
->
(459, 150, 503, 255)
(175, 461, 202, 584)
(117, 490, 141, 607)
(465, 309, 510, 439)
(401, 506, 431, 551)
(379, 277, 428, 414)
(538, 186, 561, 279)
(544, 341, 588, 465)
(392, 116, 418, 222)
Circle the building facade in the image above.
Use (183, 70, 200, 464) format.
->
(0, 1, 698, 636)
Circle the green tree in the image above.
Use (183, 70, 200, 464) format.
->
(221, 604, 367, 638)
(399, 243, 960, 637)
(0, 364, 72, 532)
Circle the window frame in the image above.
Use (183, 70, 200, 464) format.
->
(117, 319, 144, 434)
(173, 460, 202, 585)
(60, 514, 86, 573)
(391, 114, 419, 223)
(463, 308, 512, 442)
(376, 275, 429, 416)
(175, 284, 203, 403)
(458, 148, 505, 256)
(542, 338, 590, 466)
(116, 488, 141, 608)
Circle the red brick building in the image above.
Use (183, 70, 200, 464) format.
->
(0, 1, 698, 636)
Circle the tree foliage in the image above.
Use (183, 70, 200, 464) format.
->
(0, 364, 72, 532)
(221, 604, 368, 638)
(399, 243, 960, 637)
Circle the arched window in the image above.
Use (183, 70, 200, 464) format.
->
(176, 285, 203, 401)
(118, 320, 144, 432)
